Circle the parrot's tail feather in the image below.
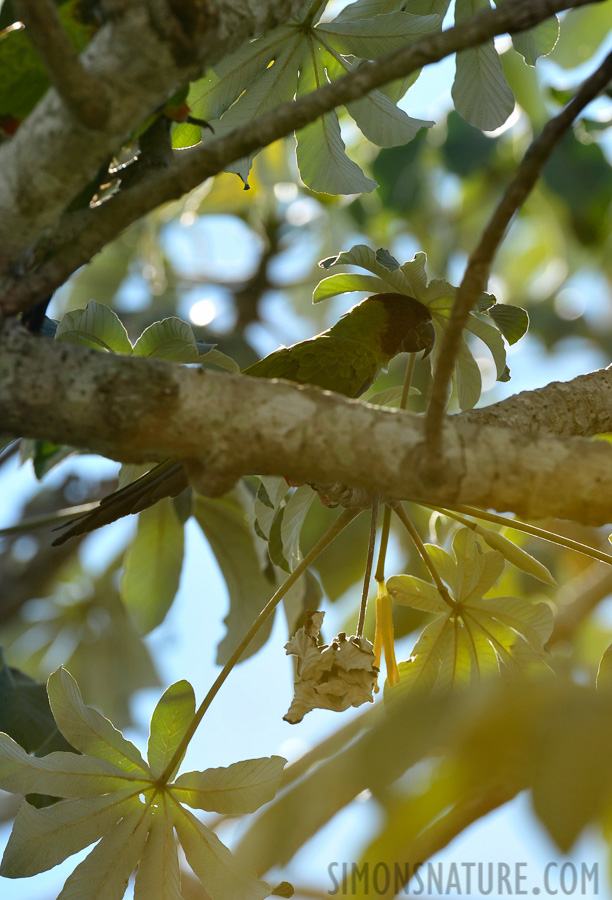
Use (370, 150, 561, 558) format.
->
(52, 461, 187, 544)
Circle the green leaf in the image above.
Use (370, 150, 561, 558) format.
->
(467, 596, 554, 648)
(391, 618, 453, 697)
(597, 643, 612, 691)
(407, 0, 451, 14)
(312, 273, 390, 303)
(386, 574, 447, 612)
(0, 789, 137, 878)
(132, 317, 204, 362)
(474, 526, 556, 586)
(318, 11, 441, 57)
(267, 486, 315, 573)
(254, 477, 289, 541)
(366, 384, 419, 407)
(486, 303, 529, 345)
(452, 0, 515, 132)
(296, 105, 377, 195)
(465, 312, 508, 381)
(452, 527, 503, 601)
(194, 494, 276, 665)
(0, 732, 132, 798)
(347, 85, 434, 148)
(121, 498, 185, 635)
(47, 668, 149, 776)
(147, 680, 195, 779)
(190, 25, 298, 122)
(296, 42, 377, 195)
(454, 334, 482, 410)
(55, 802, 153, 900)
(172, 803, 271, 900)
(172, 756, 286, 814)
(512, 17, 560, 66)
(334, 0, 409, 22)
(279, 486, 316, 572)
(133, 802, 182, 900)
(55, 300, 132, 353)
(32, 440, 74, 479)
(207, 40, 303, 184)
(0, 654, 70, 754)
(201, 347, 240, 373)
(376, 247, 401, 270)
(318, 244, 410, 293)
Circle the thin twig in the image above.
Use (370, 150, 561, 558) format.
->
(432, 501, 612, 567)
(357, 492, 379, 636)
(14, 0, 110, 129)
(393, 502, 455, 608)
(374, 352, 419, 585)
(425, 48, 612, 461)
(159, 507, 360, 785)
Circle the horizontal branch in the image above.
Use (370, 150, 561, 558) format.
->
(0, 0, 604, 314)
(2, 322, 612, 526)
(464, 366, 612, 436)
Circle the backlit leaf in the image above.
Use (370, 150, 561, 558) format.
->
(121, 499, 185, 635)
(55, 300, 132, 354)
(452, 0, 515, 131)
(172, 756, 286, 814)
(194, 495, 276, 665)
(147, 681, 195, 779)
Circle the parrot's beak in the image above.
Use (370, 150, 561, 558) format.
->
(419, 319, 435, 358)
(406, 318, 435, 359)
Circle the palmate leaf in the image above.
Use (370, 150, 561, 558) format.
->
(0, 668, 285, 900)
(177, 4, 439, 192)
(315, 245, 528, 408)
(56, 304, 236, 368)
(387, 528, 553, 693)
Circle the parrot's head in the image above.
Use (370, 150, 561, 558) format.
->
(375, 293, 435, 360)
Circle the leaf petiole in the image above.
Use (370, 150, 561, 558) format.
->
(158, 506, 361, 785)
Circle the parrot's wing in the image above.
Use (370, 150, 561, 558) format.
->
(242, 336, 381, 398)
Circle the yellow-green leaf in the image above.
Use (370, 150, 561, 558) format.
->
(147, 681, 195, 780)
(475, 526, 556, 585)
(47, 668, 149, 776)
(0, 789, 137, 878)
(172, 802, 270, 900)
(386, 574, 447, 612)
(172, 756, 286, 814)
(121, 498, 185, 635)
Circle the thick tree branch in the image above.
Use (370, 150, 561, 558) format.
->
(463, 366, 612, 436)
(0, 0, 302, 274)
(14, 0, 111, 129)
(2, 323, 612, 526)
(425, 47, 612, 461)
(0, 0, 604, 315)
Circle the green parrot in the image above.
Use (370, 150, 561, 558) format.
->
(53, 293, 434, 543)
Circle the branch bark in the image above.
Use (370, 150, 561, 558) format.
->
(2, 322, 612, 526)
(0, 0, 605, 314)
(0, 0, 303, 275)
(463, 366, 612, 436)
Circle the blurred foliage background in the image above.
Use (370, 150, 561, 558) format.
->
(2, 2, 612, 897)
